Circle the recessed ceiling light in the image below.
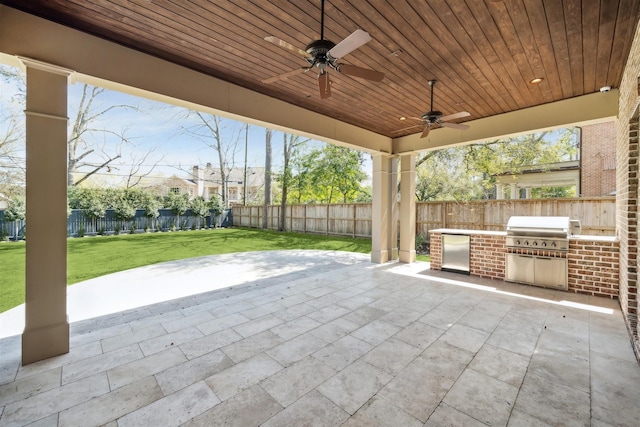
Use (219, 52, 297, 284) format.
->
(530, 77, 544, 84)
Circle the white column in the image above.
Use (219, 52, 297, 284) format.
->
(389, 157, 399, 261)
(371, 154, 395, 263)
(21, 59, 72, 365)
(510, 183, 518, 199)
(496, 185, 504, 200)
(524, 188, 531, 199)
(399, 154, 416, 263)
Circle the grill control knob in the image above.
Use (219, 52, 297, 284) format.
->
(516, 239, 521, 245)
(524, 240, 529, 246)
(542, 241, 547, 247)
(532, 241, 538, 246)
(551, 242, 557, 248)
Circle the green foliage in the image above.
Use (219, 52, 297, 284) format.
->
(141, 194, 161, 219)
(415, 128, 580, 201)
(113, 197, 136, 221)
(3, 198, 25, 222)
(285, 144, 369, 204)
(68, 187, 107, 219)
(209, 193, 223, 216)
(190, 197, 211, 218)
(531, 186, 576, 198)
(165, 192, 189, 216)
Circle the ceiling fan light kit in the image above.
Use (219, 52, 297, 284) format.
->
(263, 0, 384, 99)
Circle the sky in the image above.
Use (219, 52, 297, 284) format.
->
(1, 62, 367, 188)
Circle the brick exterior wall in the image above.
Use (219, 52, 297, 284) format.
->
(430, 232, 619, 299)
(616, 16, 640, 358)
(581, 122, 616, 197)
(568, 239, 620, 297)
(430, 233, 442, 270)
(470, 235, 506, 280)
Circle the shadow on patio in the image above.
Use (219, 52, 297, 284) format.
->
(1, 250, 638, 426)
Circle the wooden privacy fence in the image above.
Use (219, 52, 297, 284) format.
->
(232, 197, 616, 239)
(233, 203, 373, 238)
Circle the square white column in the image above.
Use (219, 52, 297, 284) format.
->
(399, 154, 416, 263)
(21, 58, 71, 365)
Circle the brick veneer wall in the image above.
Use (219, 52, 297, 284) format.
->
(568, 239, 620, 298)
(430, 232, 619, 299)
(616, 14, 640, 358)
(581, 122, 616, 197)
(470, 235, 505, 280)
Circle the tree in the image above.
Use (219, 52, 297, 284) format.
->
(67, 84, 141, 187)
(0, 65, 25, 200)
(287, 146, 318, 204)
(113, 196, 136, 233)
(181, 113, 243, 207)
(3, 198, 25, 240)
(141, 193, 161, 231)
(69, 187, 107, 232)
(415, 128, 580, 201)
(165, 192, 189, 230)
(278, 133, 308, 231)
(190, 197, 210, 229)
(308, 145, 368, 203)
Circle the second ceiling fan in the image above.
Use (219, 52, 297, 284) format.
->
(395, 80, 470, 138)
(263, 0, 385, 99)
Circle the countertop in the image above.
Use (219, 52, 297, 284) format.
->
(429, 228, 617, 242)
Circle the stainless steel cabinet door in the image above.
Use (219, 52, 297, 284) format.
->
(534, 257, 568, 290)
(505, 253, 535, 284)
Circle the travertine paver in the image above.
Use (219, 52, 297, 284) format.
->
(1, 250, 639, 426)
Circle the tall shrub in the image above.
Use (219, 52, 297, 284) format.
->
(166, 193, 189, 230)
(190, 197, 210, 229)
(3, 198, 25, 240)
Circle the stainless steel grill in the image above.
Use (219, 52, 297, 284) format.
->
(505, 216, 571, 251)
(505, 216, 571, 290)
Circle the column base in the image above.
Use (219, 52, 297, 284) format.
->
(371, 249, 389, 264)
(22, 321, 70, 365)
(399, 249, 416, 263)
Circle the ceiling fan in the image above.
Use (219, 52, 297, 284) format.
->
(394, 80, 470, 138)
(262, 0, 385, 99)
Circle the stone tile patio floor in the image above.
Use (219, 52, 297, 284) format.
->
(0, 250, 639, 426)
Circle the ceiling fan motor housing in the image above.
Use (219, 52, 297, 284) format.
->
(422, 111, 443, 123)
(305, 40, 336, 64)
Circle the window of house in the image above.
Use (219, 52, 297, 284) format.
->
(169, 187, 181, 194)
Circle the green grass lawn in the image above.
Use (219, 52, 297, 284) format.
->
(0, 228, 429, 313)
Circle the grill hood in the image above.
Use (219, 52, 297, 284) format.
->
(506, 216, 571, 238)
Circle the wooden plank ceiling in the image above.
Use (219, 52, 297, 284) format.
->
(3, 0, 639, 137)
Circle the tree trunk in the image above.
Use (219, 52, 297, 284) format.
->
(263, 129, 272, 229)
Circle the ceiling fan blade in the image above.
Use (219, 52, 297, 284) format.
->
(318, 73, 331, 99)
(262, 68, 305, 84)
(440, 111, 470, 122)
(264, 36, 308, 58)
(336, 64, 384, 82)
(391, 124, 424, 133)
(440, 121, 470, 130)
(328, 29, 371, 59)
(420, 126, 431, 138)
